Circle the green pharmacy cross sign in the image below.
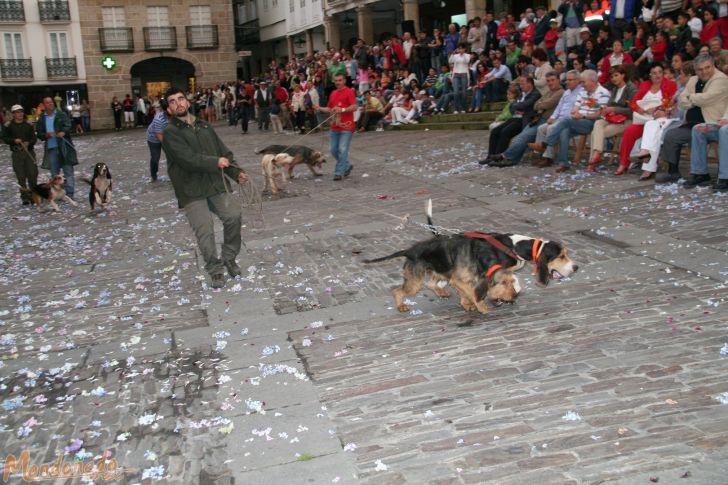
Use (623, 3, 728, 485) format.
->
(101, 56, 117, 70)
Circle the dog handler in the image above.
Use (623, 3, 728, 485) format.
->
(2, 105, 38, 205)
(161, 87, 248, 289)
(314, 74, 356, 181)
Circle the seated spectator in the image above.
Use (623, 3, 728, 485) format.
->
(479, 76, 541, 164)
(529, 71, 584, 166)
(490, 72, 565, 167)
(686, 102, 728, 191)
(709, 37, 728, 74)
(615, 62, 677, 176)
(357, 90, 385, 132)
(531, 69, 610, 172)
(656, 55, 728, 183)
(632, 63, 694, 178)
(488, 84, 520, 130)
(586, 65, 638, 172)
(599, 39, 634, 85)
(390, 90, 418, 125)
(482, 57, 513, 103)
(469, 62, 491, 112)
(423, 67, 439, 96)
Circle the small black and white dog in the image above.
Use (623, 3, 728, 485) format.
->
(83, 162, 112, 211)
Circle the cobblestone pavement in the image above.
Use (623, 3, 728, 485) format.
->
(0, 124, 727, 484)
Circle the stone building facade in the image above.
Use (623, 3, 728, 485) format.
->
(77, 0, 237, 130)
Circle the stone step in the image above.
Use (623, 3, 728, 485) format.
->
(390, 121, 490, 131)
(421, 112, 499, 123)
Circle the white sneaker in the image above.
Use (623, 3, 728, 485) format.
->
(391, 122, 401, 126)
(400, 119, 410, 124)
(376, 127, 384, 132)
(409, 120, 419, 124)
(453, 111, 460, 114)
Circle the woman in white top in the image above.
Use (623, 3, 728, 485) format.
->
(448, 44, 471, 114)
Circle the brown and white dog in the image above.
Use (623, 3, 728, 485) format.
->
(83, 162, 112, 211)
(255, 145, 326, 178)
(20, 175, 78, 212)
(261, 153, 295, 194)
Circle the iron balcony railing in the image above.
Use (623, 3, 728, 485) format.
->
(46, 57, 77, 79)
(0, 0, 25, 22)
(143, 26, 177, 51)
(38, 0, 70, 22)
(99, 28, 134, 52)
(186, 25, 219, 49)
(0, 58, 32, 79)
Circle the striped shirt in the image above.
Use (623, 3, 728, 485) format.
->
(574, 85, 610, 116)
(146, 110, 168, 144)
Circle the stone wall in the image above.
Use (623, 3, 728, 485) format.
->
(78, 0, 237, 130)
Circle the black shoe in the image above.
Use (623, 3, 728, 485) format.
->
(333, 175, 342, 181)
(655, 172, 681, 184)
(490, 159, 515, 168)
(22, 200, 30, 206)
(344, 165, 353, 177)
(714, 179, 728, 192)
(224, 260, 241, 278)
(478, 157, 492, 165)
(211, 273, 225, 289)
(682, 173, 711, 188)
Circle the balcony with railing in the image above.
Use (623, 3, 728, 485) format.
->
(99, 28, 134, 52)
(0, 58, 32, 80)
(0, 0, 25, 23)
(143, 26, 177, 51)
(46, 57, 76, 79)
(38, 0, 70, 22)
(235, 20, 260, 47)
(186, 25, 218, 49)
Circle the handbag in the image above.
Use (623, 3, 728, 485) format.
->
(604, 112, 627, 124)
(632, 97, 662, 125)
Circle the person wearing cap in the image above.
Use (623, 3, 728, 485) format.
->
(255, 80, 272, 131)
(2, 105, 38, 205)
(558, 0, 586, 48)
(35, 96, 77, 199)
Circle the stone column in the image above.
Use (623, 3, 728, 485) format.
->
(465, 0, 486, 22)
(286, 35, 295, 60)
(305, 28, 314, 56)
(356, 5, 374, 44)
(402, 0, 419, 33)
(324, 16, 341, 50)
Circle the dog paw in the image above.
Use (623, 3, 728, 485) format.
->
(475, 302, 489, 314)
(397, 304, 411, 313)
(460, 299, 477, 312)
(436, 290, 451, 299)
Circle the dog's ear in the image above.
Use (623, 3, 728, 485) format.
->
(536, 251, 550, 286)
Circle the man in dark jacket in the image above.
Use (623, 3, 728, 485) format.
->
(255, 81, 272, 130)
(161, 87, 249, 289)
(558, 0, 586, 49)
(533, 6, 552, 46)
(35, 96, 77, 199)
(480, 76, 542, 163)
(3, 104, 37, 204)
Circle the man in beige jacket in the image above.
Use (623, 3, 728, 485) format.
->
(656, 54, 728, 183)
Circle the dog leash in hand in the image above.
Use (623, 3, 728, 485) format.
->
(274, 112, 337, 155)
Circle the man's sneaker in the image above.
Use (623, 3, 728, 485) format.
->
(682, 173, 711, 188)
(714, 179, 728, 192)
(211, 273, 225, 289)
(376, 127, 384, 132)
(655, 172, 681, 184)
(344, 165, 353, 177)
(333, 175, 343, 181)
(224, 260, 241, 278)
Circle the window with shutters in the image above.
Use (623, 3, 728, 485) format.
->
(3, 32, 23, 58)
(48, 31, 69, 58)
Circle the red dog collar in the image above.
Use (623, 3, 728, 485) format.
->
(485, 264, 503, 278)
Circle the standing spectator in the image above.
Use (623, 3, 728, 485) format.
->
(687, 6, 703, 39)
(269, 99, 284, 134)
(237, 89, 255, 134)
(36, 96, 77, 199)
(353, 39, 370, 91)
(533, 6, 552, 46)
(255, 80, 272, 131)
(111, 96, 122, 131)
(544, 19, 561, 65)
(70, 101, 83, 135)
(123, 94, 134, 128)
(467, 17, 486, 56)
(2, 104, 37, 205)
(444, 24, 461, 57)
(414, 31, 432, 83)
(314, 74, 356, 181)
(80, 99, 90, 132)
(610, 0, 640, 38)
(532, 48, 554, 94)
(560, 0, 586, 48)
(160, 87, 248, 290)
(146, 98, 168, 182)
(136, 94, 147, 126)
(290, 84, 307, 134)
(484, 12, 499, 53)
(429, 28, 444, 72)
(449, 44, 471, 114)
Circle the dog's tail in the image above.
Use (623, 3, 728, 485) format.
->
(362, 250, 408, 264)
(425, 198, 441, 237)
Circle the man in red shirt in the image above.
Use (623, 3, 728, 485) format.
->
(315, 74, 357, 180)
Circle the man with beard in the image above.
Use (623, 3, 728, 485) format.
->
(161, 87, 249, 289)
